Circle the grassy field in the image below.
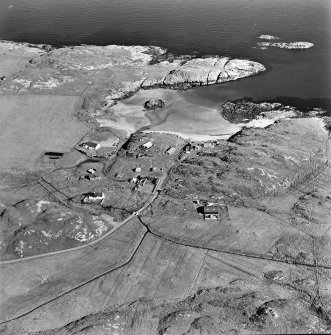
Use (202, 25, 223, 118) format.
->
(142, 203, 319, 265)
(0, 94, 88, 170)
(0, 56, 29, 78)
(3, 232, 323, 334)
(0, 220, 146, 326)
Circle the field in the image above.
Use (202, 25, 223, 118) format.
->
(0, 219, 146, 326)
(142, 201, 315, 261)
(0, 56, 29, 78)
(3, 231, 328, 334)
(0, 95, 88, 171)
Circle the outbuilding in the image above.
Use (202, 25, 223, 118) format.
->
(142, 141, 153, 149)
(83, 192, 105, 203)
(165, 146, 176, 155)
(87, 168, 97, 174)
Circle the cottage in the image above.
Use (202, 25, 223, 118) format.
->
(85, 175, 101, 181)
(81, 142, 101, 150)
(203, 205, 220, 220)
(202, 142, 214, 148)
(83, 192, 105, 203)
(165, 146, 176, 155)
(142, 141, 153, 149)
(183, 143, 192, 153)
(87, 168, 97, 174)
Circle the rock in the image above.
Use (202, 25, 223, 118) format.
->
(218, 98, 301, 124)
(258, 34, 281, 40)
(306, 108, 326, 117)
(144, 99, 166, 110)
(257, 41, 314, 49)
(162, 57, 265, 87)
(0, 41, 266, 109)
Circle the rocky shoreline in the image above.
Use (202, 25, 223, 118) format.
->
(257, 41, 314, 49)
(0, 40, 265, 109)
(219, 98, 327, 125)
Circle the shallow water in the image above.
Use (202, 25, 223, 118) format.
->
(1, 0, 330, 109)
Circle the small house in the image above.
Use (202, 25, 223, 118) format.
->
(81, 142, 101, 150)
(203, 205, 220, 220)
(202, 142, 214, 148)
(83, 192, 105, 204)
(87, 168, 97, 175)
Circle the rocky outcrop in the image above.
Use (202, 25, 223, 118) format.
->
(39, 283, 329, 335)
(219, 98, 303, 123)
(219, 99, 327, 131)
(0, 41, 266, 110)
(163, 116, 329, 200)
(257, 41, 314, 49)
(161, 57, 265, 87)
(258, 34, 280, 40)
(0, 199, 112, 260)
(144, 98, 166, 110)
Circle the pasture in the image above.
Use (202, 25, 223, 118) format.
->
(3, 231, 315, 334)
(0, 94, 88, 170)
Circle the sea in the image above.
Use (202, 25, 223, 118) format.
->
(0, 0, 330, 111)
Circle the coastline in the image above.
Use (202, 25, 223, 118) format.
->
(0, 40, 267, 142)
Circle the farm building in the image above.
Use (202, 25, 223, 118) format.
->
(142, 141, 153, 149)
(44, 151, 64, 160)
(165, 146, 176, 155)
(80, 142, 101, 150)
